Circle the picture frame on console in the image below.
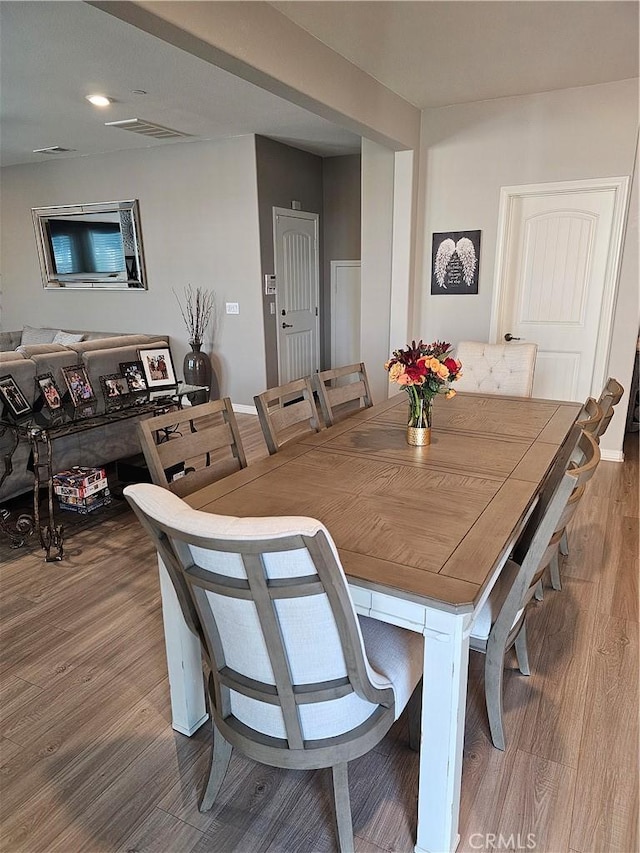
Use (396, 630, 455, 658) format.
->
(61, 364, 96, 407)
(119, 361, 148, 393)
(36, 373, 63, 412)
(0, 374, 31, 418)
(100, 374, 131, 410)
(138, 347, 177, 391)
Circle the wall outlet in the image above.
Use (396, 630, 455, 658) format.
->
(225, 302, 239, 315)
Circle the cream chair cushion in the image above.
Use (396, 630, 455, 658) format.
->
(455, 341, 537, 397)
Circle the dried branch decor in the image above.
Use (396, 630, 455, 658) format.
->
(174, 285, 215, 345)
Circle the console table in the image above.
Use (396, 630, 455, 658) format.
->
(0, 383, 206, 561)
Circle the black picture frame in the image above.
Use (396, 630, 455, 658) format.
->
(100, 374, 131, 408)
(36, 372, 63, 412)
(0, 374, 31, 418)
(431, 230, 481, 295)
(119, 361, 148, 393)
(61, 364, 97, 407)
(138, 346, 177, 391)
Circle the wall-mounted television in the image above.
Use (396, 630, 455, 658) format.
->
(32, 200, 147, 290)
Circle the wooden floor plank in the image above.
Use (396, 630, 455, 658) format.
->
(114, 806, 205, 853)
(495, 749, 576, 853)
(517, 577, 597, 767)
(570, 615, 639, 853)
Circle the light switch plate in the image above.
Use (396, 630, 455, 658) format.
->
(225, 302, 239, 315)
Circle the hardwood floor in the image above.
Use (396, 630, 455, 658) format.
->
(1, 416, 637, 853)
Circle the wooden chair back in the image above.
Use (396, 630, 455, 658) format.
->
(499, 429, 600, 641)
(254, 376, 323, 454)
(136, 398, 247, 498)
(595, 377, 624, 440)
(576, 397, 603, 435)
(315, 363, 373, 426)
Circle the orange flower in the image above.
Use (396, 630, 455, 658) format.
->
(445, 389, 456, 399)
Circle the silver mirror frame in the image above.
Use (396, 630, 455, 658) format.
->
(32, 199, 147, 290)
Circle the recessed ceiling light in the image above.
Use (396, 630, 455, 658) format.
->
(86, 94, 112, 107)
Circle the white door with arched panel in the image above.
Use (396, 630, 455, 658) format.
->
(491, 177, 629, 402)
(273, 208, 320, 384)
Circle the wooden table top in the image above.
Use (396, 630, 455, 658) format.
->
(185, 392, 581, 612)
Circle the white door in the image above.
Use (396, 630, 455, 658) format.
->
(331, 260, 361, 367)
(492, 178, 629, 401)
(273, 208, 320, 384)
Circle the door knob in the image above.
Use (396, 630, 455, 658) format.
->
(504, 333, 521, 342)
(282, 322, 293, 329)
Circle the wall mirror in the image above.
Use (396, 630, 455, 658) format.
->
(32, 199, 147, 290)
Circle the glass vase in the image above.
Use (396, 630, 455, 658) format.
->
(407, 391, 432, 446)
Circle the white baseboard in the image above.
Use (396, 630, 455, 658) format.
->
(233, 403, 258, 416)
(600, 449, 624, 462)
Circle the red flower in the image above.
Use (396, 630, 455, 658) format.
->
(444, 357, 459, 374)
(405, 364, 427, 383)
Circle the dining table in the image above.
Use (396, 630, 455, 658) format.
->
(154, 389, 582, 853)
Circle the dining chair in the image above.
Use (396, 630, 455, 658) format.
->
(454, 341, 538, 397)
(575, 396, 603, 436)
(123, 483, 424, 853)
(470, 427, 599, 750)
(594, 377, 624, 441)
(559, 378, 622, 557)
(254, 376, 323, 454)
(136, 398, 247, 498)
(314, 362, 373, 426)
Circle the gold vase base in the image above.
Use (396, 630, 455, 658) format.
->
(407, 426, 431, 446)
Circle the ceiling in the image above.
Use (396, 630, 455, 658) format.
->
(1, 1, 638, 169)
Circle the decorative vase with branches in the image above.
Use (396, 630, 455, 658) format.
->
(174, 285, 216, 402)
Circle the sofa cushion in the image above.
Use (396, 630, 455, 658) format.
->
(20, 325, 60, 346)
(31, 350, 82, 394)
(67, 335, 157, 355)
(15, 343, 69, 357)
(53, 330, 85, 345)
(82, 341, 168, 384)
(0, 351, 26, 363)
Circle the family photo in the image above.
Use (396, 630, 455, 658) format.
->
(139, 347, 176, 389)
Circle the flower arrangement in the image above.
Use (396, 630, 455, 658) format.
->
(174, 285, 215, 346)
(384, 340, 462, 431)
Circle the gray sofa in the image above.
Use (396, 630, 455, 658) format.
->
(0, 328, 170, 502)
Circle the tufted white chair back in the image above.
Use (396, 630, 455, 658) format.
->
(455, 341, 537, 396)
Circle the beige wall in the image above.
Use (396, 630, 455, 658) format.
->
(417, 79, 639, 455)
(0, 136, 265, 407)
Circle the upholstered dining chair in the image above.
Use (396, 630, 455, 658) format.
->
(136, 398, 247, 497)
(469, 427, 599, 750)
(123, 483, 424, 853)
(254, 376, 323, 454)
(315, 362, 373, 426)
(454, 341, 538, 397)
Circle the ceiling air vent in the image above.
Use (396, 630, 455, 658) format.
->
(104, 118, 192, 139)
(33, 146, 76, 154)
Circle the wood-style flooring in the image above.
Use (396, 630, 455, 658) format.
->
(1, 415, 637, 853)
